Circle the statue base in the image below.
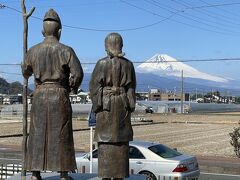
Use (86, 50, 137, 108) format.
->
(8, 173, 146, 180)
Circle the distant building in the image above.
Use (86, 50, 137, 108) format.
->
(196, 98, 204, 103)
(148, 89, 161, 101)
(203, 93, 235, 104)
(3, 94, 22, 104)
(149, 89, 159, 94)
(148, 89, 189, 101)
(136, 92, 148, 101)
(69, 91, 91, 104)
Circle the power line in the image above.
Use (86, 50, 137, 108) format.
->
(147, 0, 240, 34)
(0, 3, 178, 32)
(120, 0, 239, 36)
(185, 1, 240, 10)
(1, 0, 122, 6)
(0, 71, 21, 75)
(0, 0, 18, 3)
(174, 0, 240, 28)
(62, 16, 174, 32)
(133, 58, 240, 63)
(2, 2, 240, 34)
(198, 0, 240, 19)
(2, 57, 240, 76)
(0, 63, 21, 65)
(32, 1, 123, 8)
(2, 57, 240, 66)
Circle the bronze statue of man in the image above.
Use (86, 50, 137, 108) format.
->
(89, 33, 136, 180)
(21, 9, 83, 180)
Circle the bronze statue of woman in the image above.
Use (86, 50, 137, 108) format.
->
(90, 33, 136, 180)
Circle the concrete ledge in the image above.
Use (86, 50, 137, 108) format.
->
(8, 173, 146, 180)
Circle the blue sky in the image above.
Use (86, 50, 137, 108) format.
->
(1, 0, 240, 83)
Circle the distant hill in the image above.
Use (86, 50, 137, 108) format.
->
(0, 77, 32, 95)
(78, 73, 240, 95)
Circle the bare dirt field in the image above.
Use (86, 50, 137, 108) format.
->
(0, 113, 239, 158)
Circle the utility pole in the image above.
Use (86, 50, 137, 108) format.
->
(211, 89, 213, 103)
(226, 90, 229, 104)
(181, 70, 184, 114)
(202, 90, 204, 102)
(195, 88, 197, 101)
(188, 92, 191, 107)
(21, 0, 35, 178)
(174, 87, 176, 101)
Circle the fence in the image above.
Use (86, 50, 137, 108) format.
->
(156, 177, 198, 180)
(0, 164, 198, 180)
(78, 166, 198, 180)
(0, 164, 22, 179)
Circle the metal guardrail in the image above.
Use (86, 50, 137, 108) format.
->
(156, 176, 198, 180)
(79, 166, 199, 180)
(1, 164, 198, 180)
(0, 164, 22, 180)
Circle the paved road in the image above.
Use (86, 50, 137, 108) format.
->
(200, 172, 240, 180)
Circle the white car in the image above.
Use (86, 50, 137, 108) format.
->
(76, 141, 200, 180)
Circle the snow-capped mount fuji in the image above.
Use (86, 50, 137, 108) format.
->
(137, 54, 228, 83)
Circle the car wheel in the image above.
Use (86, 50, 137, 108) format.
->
(139, 171, 156, 180)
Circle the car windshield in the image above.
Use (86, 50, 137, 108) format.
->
(148, 144, 182, 158)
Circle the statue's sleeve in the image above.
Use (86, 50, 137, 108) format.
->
(127, 62, 136, 112)
(21, 51, 33, 79)
(68, 48, 84, 94)
(89, 61, 103, 113)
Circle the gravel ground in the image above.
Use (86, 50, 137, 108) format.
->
(0, 113, 239, 158)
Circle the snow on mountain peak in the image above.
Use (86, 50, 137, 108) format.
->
(147, 54, 177, 63)
(137, 54, 228, 83)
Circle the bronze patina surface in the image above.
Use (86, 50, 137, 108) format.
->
(89, 33, 136, 180)
(21, 9, 83, 179)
